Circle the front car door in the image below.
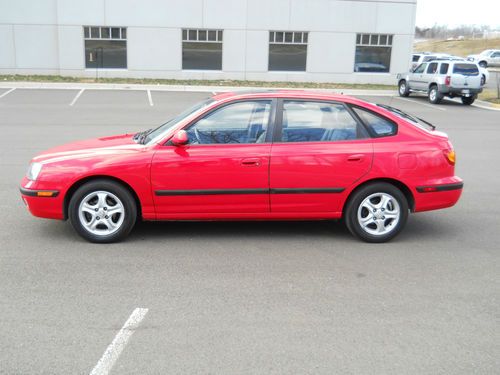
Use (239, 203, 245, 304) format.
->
(408, 62, 428, 90)
(269, 100, 373, 214)
(151, 99, 274, 218)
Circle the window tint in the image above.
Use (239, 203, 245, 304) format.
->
(453, 63, 479, 76)
(352, 107, 396, 137)
(186, 101, 271, 144)
(439, 63, 449, 74)
(427, 62, 438, 74)
(413, 63, 427, 74)
(280, 101, 366, 143)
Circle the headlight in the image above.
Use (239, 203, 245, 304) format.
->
(27, 162, 43, 181)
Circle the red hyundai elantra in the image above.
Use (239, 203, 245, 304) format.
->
(20, 90, 463, 243)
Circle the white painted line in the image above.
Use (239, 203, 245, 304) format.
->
(394, 96, 446, 111)
(147, 89, 154, 106)
(69, 88, 84, 106)
(89, 308, 149, 375)
(0, 88, 15, 99)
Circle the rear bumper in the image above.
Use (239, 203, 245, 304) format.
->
(438, 85, 482, 96)
(20, 178, 65, 220)
(413, 179, 463, 212)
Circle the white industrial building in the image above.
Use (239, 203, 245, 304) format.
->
(0, 0, 416, 84)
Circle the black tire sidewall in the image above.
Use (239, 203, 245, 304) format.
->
(398, 80, 410, 97)
(68, 180, 137, 243)
(461, 95, 476, 105)
(428, 86, 442, 104)
(345, 183, 409, 243)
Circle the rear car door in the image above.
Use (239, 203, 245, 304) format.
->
(151, 99, 274, 217)
(269, 100, 373, 213)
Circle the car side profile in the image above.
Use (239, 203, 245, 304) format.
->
(20, 91, 463, 243)
(467, 49, 500, 68)
(397, 60, 482, 105)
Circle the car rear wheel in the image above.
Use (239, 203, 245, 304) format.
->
(428, 86, 443, 104)
(68, 180, 137, 243)
(461, 95, 476, 105)
(398, 80, 410, 97)
(344, 183, 409, 243)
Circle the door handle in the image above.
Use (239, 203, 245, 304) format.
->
(241, 158, 261, 166)
(347, 154, 365, 162)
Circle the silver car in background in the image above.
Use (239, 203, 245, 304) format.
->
(467, 49, 500, 68)
(397, 60, 482, 105)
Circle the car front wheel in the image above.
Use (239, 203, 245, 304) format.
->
(68, 180, 137, 243)
(398, 80, 410, 97)
(344, 183, 409, 243)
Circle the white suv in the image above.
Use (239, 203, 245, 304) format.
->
(397, 60, 483, 105)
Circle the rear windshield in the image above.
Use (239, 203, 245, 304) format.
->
(453, 63, 479, 76)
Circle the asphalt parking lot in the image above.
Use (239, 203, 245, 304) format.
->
(1, 86, 499, 374)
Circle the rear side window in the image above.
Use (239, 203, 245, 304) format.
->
(280, 101, 368, 143)
(453, 63, 479, 76)
(439, 63, 449, 74)
(352, 107, 397, 137)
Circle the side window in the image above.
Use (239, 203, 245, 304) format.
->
(352, 107, 397, 137)
(413, 63, 427, 74)
(186, 101, 271, 144)
(280, 101, 367, 143)
(439, 63, 449, 74)
(412, 55, 420, 62)
(427, 62, 438, 74)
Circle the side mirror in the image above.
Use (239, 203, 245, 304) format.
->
(171, 130, 188, 146)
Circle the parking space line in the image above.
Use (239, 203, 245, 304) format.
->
(147, 89, 154, 106)
(89, 307, 149, 375)
(0, 88, 15, 99)
(69, 89, 85, 106)
(394, 96, 446, 111)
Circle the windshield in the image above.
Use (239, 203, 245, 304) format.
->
(143, 98, 214, 144)
(376, 104, 435, 131)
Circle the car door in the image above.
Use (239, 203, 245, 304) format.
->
(491, 51, 500, 67)
(151, 99, 274, 218)
(269, 100, 373, 213)
(408, 63, 428, 90)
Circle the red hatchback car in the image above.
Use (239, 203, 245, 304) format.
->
(20, 90, 463, 243)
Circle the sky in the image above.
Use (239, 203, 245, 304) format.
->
(416, 0, 500, 28)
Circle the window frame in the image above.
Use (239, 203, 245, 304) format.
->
(272, 99, 370, 144)
(354, 33, 393, 73)
(83, 26, 128, 70)
(268, 31, 309, 72)
(167, 98, 278, 146)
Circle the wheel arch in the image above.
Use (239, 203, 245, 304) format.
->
(342, 178, 415, 217)
(63, 175, 142, 220)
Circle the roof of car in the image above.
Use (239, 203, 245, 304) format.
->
(211, 89, 359, 103)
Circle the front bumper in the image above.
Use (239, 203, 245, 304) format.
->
(20, 178, 65, 220)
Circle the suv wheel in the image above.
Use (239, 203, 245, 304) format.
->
(461, 95, 476, 105)
(344, 183, 409, 243)
(68, 179, 137, 243)
(398, 80, 410, 97)
(428, 86, 443, 104)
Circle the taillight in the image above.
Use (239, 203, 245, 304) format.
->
(444, 149, 456, 165)
(445, 76, 451, 86)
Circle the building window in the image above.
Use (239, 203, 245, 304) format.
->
(269, 31, 308, 72)
(354, 33, 393, 73)
(182, 29, 223, 70)
(84, 26, 127, 69)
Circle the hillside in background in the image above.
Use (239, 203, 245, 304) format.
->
(414, 38, 500, 57)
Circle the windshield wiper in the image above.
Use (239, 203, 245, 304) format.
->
(133, 129, 152, 144)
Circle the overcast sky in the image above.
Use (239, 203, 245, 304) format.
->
(416, 0, 500, 28)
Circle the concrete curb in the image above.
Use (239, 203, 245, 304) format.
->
(0, 81, 397, 97)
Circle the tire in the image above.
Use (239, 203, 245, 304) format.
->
(481, 74, 486, 86)
(68, 179, 137, 243)
(344, 183, 409, 243)
(461, 95, 476, 105)
(478, 61, 487, 68)
(398, 80, 410, 97)
(428, 85, 443, 104)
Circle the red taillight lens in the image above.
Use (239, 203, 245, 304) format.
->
(444, 149, 456, 165)
(445, 76, 451, 86)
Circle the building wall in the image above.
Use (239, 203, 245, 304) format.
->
(0, 0, 416, 84)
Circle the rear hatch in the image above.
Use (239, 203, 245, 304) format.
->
(450, 63, 481, 89)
